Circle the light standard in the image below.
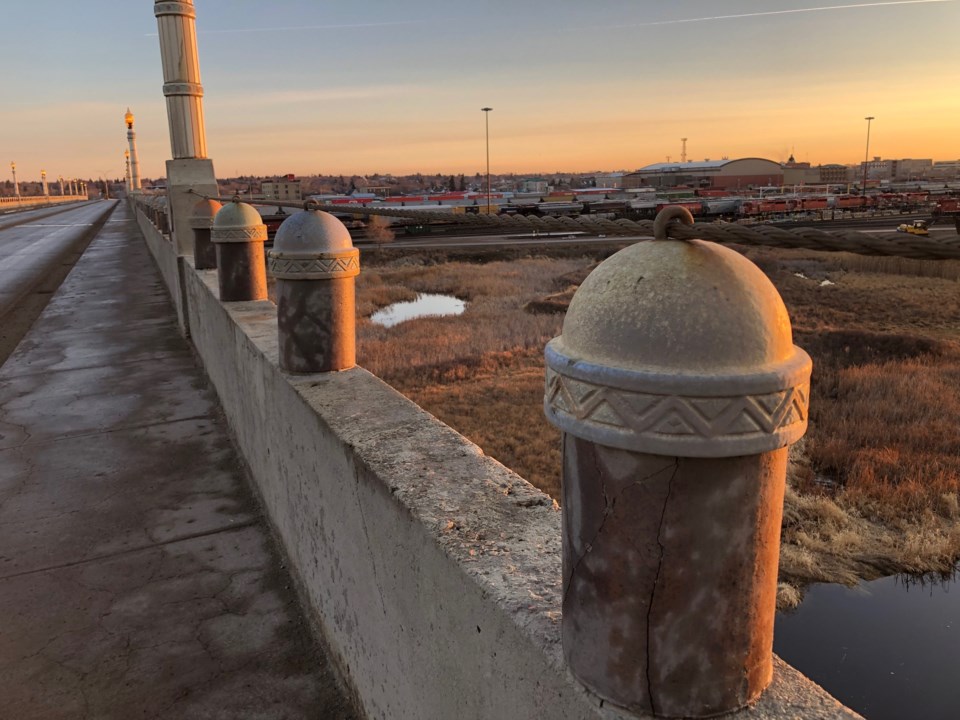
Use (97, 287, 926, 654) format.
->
(862, 116, 875, 197)
(10, 161, 20, 201)
(481, 107, 492, 215)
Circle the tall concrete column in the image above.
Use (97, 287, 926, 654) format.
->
(124, 150, 132, 193)
(41, 170, 49, 196)
(10, 162, 20, 200)
(58, 176, 64, 195)
(154, 0, 219, 257)
(125, 109, 142, 191)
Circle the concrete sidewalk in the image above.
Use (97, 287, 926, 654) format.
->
(0, 202, 355, 719)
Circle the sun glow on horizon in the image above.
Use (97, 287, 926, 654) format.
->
(1, 0, 958, 179)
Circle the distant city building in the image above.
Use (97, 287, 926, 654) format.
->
(891, 158, 933, 180)
(261, 178, 302, 201)
(860, 156, 892, 182)
(624, 158, 784, 191)
(782, 155, 820, 186)
(817, 164, 849, 185)
(521, 178, 550, 194)
(593, 172, 624, 189)
(929, 160, 960, 179)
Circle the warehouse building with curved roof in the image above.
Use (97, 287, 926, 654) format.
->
(624, 158, 784, 191)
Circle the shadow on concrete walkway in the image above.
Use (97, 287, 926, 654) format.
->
(0, 202, 356, 719)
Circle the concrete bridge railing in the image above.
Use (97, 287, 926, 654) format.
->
(129, 1, 861, 716)
(129, 190, 860, 720)
(0, 195, 87, 210)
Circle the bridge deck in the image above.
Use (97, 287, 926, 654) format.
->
(0, 202, 355, 718)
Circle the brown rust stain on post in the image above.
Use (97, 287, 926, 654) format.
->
(215, 242, 267, 301)
(194, 227, 217, 269)
(277, 277, 355, 372)
(560, 441, 789, 717)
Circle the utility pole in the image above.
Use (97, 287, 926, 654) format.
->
(862, 116, 875, 197)
(481, 107, 492, 215)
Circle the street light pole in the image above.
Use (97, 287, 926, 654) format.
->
(862, 116, 875, 197)
(481, 107, 492, 215)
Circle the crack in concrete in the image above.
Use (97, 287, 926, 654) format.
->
(646, 458, 679, 717)
(0, 350, 192, 382)
(0, 518, 261, 582)
(561, 455, 676, 612)
(0, 413, 214, 452)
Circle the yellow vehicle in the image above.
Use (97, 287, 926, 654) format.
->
(896, 219, 930, 236)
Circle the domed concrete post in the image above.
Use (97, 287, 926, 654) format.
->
(190, 198, 221, 269)
(211, 199, 267, 302)
(544, 207, 812, 718)
(267, 209, 359, 372)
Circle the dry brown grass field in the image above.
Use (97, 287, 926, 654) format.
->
(356, 243, 960, 607)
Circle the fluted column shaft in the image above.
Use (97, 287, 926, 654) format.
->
(154, 0, 207, 159)
(127, 128, 142, 190)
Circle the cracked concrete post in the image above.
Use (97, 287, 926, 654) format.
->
(211, 199, 267, 302)
(190, 198, 221, 269)
(544, 206, 812, 718)
(267, 209, 359, 372)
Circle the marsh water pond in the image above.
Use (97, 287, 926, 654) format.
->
(370, 293, 465, 327)
(775, 571, 960, 720)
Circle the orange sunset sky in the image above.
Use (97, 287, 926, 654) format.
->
(1, 1, 958, 180)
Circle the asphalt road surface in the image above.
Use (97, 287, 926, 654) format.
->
(0, 201, 94, 232)
(0, 200, 115, 364)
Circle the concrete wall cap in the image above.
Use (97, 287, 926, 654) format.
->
(189, 198, 222, 228)
(544, 235, 811, 457)
(212, 201, 267, 244)
(268, 210, 360, 280)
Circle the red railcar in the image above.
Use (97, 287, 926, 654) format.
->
(800, 197, 828, 210)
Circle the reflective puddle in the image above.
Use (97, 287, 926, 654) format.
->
(370, 293, 465, 327)
(774, 571, 960, 720)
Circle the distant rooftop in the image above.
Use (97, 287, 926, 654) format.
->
(640, 160, 733, 172)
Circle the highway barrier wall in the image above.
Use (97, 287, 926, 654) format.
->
(130, 199, 861, 720)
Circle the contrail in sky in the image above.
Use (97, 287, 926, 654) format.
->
(146, 20, 428, 37)
(617, 0, 956, 28)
